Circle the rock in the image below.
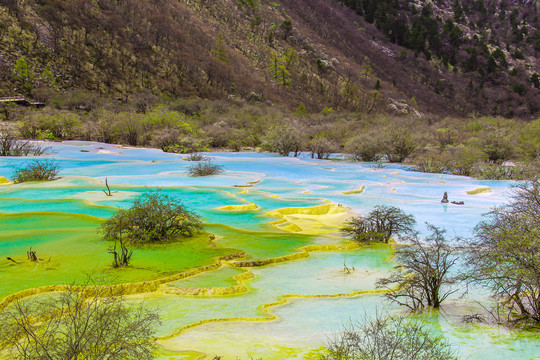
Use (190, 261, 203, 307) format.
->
(441, 191, 449, 203)
(246, 91, 263, 103)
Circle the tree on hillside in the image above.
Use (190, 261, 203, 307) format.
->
(320, 312, 460, 360)
(262, 123, 305, 157)
(341, 205, 416, 244)
(308, 137, 340, 159)
(100, 190, 204, 267)
(376, 225, 460, 310)
(467, 181, 540, 323)
(0, 279, 160, 360)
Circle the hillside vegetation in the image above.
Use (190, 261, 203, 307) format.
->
(0, 0, 538, 117)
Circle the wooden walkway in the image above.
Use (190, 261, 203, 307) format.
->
(0, 96, 45, 107)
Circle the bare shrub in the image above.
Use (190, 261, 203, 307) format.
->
(187, 160, 224, 176)
(0, 131, 50, 156)
(12, 160, 60, 183)
(0, 278, 160, 359)
(320, 312, 460, 360)
(185, 153, 207, 161)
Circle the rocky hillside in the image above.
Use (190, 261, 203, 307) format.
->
(0, 0, 538, 117)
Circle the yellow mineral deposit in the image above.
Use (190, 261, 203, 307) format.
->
(218, 203, 259, 211)
(466, 187, 493, 195)
(265, 204, 349, 235)
(342, 185, 365, 195)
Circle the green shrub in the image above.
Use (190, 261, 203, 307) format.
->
(163, 137, 208, 154)
(19, 111, 82, 140)
(101, 190, 204, 245)
(12, 160, 60, 183)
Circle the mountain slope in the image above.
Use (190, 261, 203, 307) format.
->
(0, 0, 538, 117)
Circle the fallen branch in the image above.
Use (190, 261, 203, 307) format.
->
(27, 247, 40, 262)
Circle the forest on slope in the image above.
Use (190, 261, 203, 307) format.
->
(0, 0, 538, 117)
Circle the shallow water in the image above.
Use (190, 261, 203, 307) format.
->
(0, 141, 538, 359)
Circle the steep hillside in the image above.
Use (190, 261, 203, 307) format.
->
(0, 0, 538, 117)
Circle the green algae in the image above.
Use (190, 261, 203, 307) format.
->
(167, 266, 246, 289)
(0, 211, 237, 300)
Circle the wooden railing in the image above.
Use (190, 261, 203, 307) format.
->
(0, 96, 44, 107)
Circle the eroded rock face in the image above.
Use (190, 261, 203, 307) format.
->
(387, 99, 422, 117)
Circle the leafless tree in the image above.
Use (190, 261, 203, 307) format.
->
(376, 224, 460, 309)
(467, 181, 540, 324)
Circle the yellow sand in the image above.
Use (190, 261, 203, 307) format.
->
(390, 171, 399, 175)
(218, 203, 259, 211)
(0, 176, 11, 185)
(342, 185, 365, 195)
(466, 187, 492, 195)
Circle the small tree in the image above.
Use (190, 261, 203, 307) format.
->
(308, 137, 339, 159)
(100, 190, 204, 267)
(341, 205, 416, 244)
(0, 278, 160, 360)
(320, 312, 460, 360)
(467, 181, 540, 323)
(12, 56, 33, 95)
(376, 225, 459, 310)
(12, 160, 60, 183)
(384, 129, 418, 163)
